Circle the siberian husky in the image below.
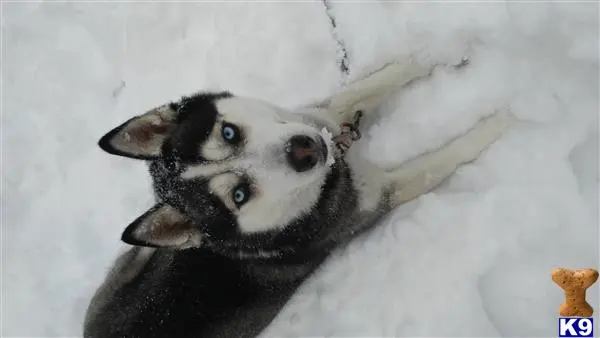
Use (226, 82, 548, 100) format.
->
(84, 59, 514, 338)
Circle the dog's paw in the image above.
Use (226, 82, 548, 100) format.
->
(335, 109, 361, 125)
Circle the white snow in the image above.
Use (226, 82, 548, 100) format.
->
(2, 2, 598, 337)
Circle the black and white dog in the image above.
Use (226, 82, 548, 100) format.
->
(84, 60, 513, 337)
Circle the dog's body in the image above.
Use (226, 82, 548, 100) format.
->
(84, 60, 514, 338)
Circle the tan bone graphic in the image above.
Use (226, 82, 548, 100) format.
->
(551, 268, 598, 317)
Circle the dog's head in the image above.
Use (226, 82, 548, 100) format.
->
(99, 92, 346, 258)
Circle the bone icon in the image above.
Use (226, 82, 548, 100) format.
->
(552, 268, 599, 317)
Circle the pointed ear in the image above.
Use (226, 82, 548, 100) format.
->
(98, 103, 179, 160)
(121, 204, 202, 249)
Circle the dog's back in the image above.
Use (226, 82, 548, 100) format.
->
(84, 150, 389, 337)
(85, 247, 328, 338)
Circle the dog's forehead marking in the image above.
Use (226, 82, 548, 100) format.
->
(181, 161, 239, 180)
(198, 97, 287, 163)
(199, 117, 233, 162)
(208, 173, 238, 210)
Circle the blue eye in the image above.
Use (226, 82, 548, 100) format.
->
(234, 189, 245, 202)
(232, 184, 250, 207)
(223, 126, 235, 140)
(221, 123, 241, 144)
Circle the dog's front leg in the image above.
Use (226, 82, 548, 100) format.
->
(310, 59, 467, 125)
(384, 109, 515, 207)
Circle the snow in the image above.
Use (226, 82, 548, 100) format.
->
(2, 2, 598, 337)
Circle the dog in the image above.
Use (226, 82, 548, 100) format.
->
(83, 59, 514, 338)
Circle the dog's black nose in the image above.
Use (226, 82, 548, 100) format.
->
(286, 135, 319, 172)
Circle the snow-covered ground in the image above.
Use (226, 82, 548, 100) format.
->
(2, 2, 598, 337)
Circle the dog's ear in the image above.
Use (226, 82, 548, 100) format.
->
(121, 204, 202, 249)
(98, 104, 178, 160)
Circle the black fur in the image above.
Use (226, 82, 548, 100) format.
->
(166, 91, 232, 163)
(84, 248, 322, 338)
(84, 160, 381, 338)
(85, 92, 390, 338)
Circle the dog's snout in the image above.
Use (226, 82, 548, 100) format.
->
(286, 135, 319, 172)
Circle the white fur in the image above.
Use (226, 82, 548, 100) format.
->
(303, 60, 464, 212)
(344, 146, 390, 212)
(304, 59, 512, 212)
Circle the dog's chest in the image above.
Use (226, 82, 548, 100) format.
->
(345, 147, 388, 213)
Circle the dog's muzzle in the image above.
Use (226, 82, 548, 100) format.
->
(285, 135, 328, 172)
